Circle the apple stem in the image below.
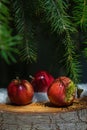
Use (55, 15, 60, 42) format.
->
(29, 75, 34, 80)
(16, 76, 21, 84)
(16, 76, 20, 80)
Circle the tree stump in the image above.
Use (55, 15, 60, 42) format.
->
(0, 98, 87, 130)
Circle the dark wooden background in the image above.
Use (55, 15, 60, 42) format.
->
(0, 27, 87, 88)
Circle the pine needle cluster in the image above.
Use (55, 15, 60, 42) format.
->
(1, 0, 87, 83)
(72, 0, 87, 62)
(42, 0, 81, 83)
(0, 0, 21, 64)
(72, 0, 87, 29)
(11, 0, 37, 63)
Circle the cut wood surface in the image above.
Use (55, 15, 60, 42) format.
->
(0, 98, 87, 113)
(0, 98, 87, 130)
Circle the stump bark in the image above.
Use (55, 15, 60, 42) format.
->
(0, 98, 87, 130)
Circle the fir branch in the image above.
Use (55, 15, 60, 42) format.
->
(42, 0, 76, 34)
(72, 0, 87, 63)
(42, 0, 80, 82)
(12, 0, 37, 63)
(20, 37, 37, 63)
(63, 31, 81, 83)
(72, 0, 87, 30)
(0, 0, 21, 64)
(83, 38, 87, 58)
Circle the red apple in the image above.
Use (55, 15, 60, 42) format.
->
(47, 76, 76, 106)
(31, 70, 54, 92)
(7, 78, 34, 105)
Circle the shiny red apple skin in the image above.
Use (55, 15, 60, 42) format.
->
(31, 70, 54, 92)
(7, 79, 34, 105)
(47, 76, 76, 106)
